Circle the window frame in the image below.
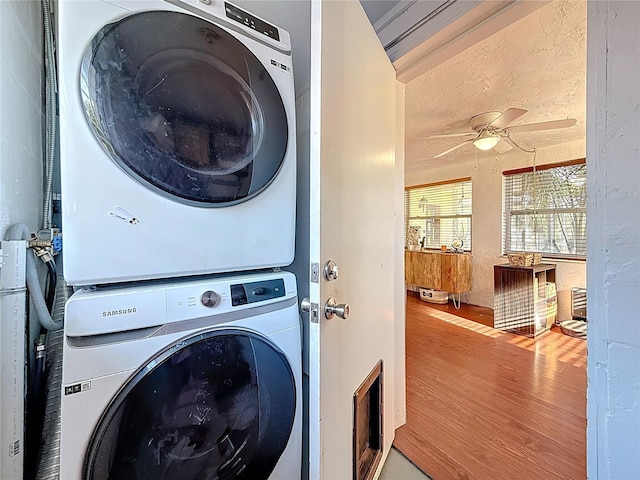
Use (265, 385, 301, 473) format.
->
(502, 158, 587, 261)
(404, 177, 473, 252)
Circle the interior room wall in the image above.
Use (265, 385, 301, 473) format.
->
(1, 0, 45, 378)
(0, 3, 44, 476)
(405, 138, 587, 320)
(0, 0, 44, 238)
(587, 2, 640, 478)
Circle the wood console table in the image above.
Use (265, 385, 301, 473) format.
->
(405, 250, 471, 294)
(493, 263, 556, 337)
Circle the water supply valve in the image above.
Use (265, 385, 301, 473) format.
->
(28, 228, 62, 263)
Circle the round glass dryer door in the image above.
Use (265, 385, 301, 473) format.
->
(81, 11, 288, 206)
(84, 330, 296, 480)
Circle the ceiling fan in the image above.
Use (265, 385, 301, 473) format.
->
(424, 108, 577, 158)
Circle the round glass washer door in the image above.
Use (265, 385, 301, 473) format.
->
(81, 10, 288, 206)
(83, 330, 296, 480)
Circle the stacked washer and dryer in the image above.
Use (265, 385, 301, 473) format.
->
(57, 1, 300, 478)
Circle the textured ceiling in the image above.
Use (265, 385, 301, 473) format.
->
(404, 0, 587, 175)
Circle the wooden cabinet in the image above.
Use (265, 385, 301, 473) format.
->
(405, 250, 472, 294)
(493, 263, 556, 337)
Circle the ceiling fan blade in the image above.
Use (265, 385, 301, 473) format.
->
(423, 132, 475, 140)
(505, 118, 577, 134)
(433, 139, 473, 158)
(494, 138, 513, 154)
(489, 108, 528, 130)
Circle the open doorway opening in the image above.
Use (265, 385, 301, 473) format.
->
(364, 1, 588, 478)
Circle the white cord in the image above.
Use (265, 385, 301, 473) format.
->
(452, 293, 461, 309)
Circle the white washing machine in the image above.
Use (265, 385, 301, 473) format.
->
(59, 271, 301, 480)
(58, 0, 296, 286)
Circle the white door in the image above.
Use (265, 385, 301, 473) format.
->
(307, 1, 398, 479)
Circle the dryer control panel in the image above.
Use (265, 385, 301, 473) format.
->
(224, 2, 280, 41)
(231, 279, 285, 306)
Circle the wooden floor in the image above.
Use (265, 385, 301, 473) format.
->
(394, 294, 587, 480)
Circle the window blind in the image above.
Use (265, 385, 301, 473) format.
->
(404, 178, 472, 251)
(503, 160, 586, 260)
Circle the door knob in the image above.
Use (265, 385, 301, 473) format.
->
(301, 297, 311, 312)
(301, 298, 320, 323)
(324, 297, 350, 320)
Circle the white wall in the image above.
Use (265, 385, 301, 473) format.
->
(0, 0, 44, 238)
(587, 2, 640, 478)
(405, 139, 586, 320)
(0, 0, 45, 379)
(0, 2, 43, 478)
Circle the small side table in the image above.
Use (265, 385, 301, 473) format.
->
(493, 263, 556, 337)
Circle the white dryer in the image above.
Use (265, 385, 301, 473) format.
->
(58, 0, 296, 286)
(60, 271, 301, 480)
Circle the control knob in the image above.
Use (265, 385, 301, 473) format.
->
(201, 290, 220, 308)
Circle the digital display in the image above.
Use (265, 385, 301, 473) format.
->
(230, 284, 248, 306)
(230, 279, 285, 306)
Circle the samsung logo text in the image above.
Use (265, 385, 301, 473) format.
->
(102, 308, 137, 318)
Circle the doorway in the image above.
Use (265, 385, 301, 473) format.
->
(376, 1, 589, 477)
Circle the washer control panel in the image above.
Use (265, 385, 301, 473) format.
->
(163, 273, 294, 323)
(200, 290, 220, 308)
(230, 279, 285, 307)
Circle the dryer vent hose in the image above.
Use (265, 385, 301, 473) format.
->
(35, 279, 72, 480)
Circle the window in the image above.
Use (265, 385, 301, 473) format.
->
(503, 159, 586, 260)
(404, 178, 472, 251)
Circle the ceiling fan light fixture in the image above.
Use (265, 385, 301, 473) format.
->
(473, 132, 500, 151)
